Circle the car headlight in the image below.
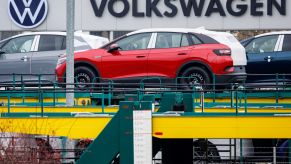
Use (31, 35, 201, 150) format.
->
(57, 54, 67, 66)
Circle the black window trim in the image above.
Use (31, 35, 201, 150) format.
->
(37, 34, 66, 52)
(282, 34, 291, 52)
(188, 33, 204, 45)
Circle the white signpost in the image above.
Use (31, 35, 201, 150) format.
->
(133, 110, 152, 164)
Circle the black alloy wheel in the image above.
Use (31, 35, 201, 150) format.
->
(180, 67, 211, 90)
(74, 66, 96, 89)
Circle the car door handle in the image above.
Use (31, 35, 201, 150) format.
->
(177, 53, 187, 56)
(264, 56, 274, 62)
(136, 56, 146, 58)
(264, 56, 274, 60)
(20, 56, 30, 61)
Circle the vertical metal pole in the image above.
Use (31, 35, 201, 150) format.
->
(8, 93, 10, 113)
(240, 139, 243, 163)
(276, 73, 279, 105)
(200, 89, 205, 113)
(61, 137, 67, 163)
(66, 0, 75, 106)
(289, 139, 291, 163)
(212, 74, 216, 103)
(273, 146, 276, 164)
(102, 87, 104, 113)
(235, 89, 238, 114)
(53, 82, 56, 107)
(231, 84, 234, 108)
(41, 90, 44, 117)
(109, 31, 114, 41)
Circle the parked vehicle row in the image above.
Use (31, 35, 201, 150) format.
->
(1, 29, 290, 87)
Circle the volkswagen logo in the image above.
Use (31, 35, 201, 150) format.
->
(8, 0, 48, 29)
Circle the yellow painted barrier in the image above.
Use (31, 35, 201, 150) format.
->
(0, 106, 119, 113)
(1, 115, 291, 139)
(153, 116, 291, 139)
(0, 117, 111, 139)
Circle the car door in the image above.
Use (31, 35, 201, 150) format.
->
(273, 34, 291, 80)
(31, 34, 66, 82)
(245, 35, 280, 81)
(0, 35, 36, 82)
(148, 32, 192, 80)
(101, 33, 152, 83)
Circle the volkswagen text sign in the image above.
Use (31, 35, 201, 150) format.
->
(8, 0, 48, 29)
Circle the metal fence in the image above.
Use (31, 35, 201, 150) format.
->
(1, 73, 291, 163)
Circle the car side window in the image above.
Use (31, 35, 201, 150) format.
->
(245, 35, 279, 54)
(282, 35, 291, 51)
(1, 36, 34, 54)
(38, 35, 65, 51)
(115, 33, 151, 51)
(190, 34, 202, 45)
(156, 33, 184, 48)
(181, 34, 190, 47)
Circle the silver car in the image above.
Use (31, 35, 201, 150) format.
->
(0, 32, 108, 84)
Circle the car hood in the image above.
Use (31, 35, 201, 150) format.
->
(75, 48, 107, 58)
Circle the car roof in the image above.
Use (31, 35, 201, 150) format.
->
(0, 32, 109, 48)
(2, 31, 106, 39)
(127, 27, 225, 36)
(255, 31, 291, 38)
(15, 31, 67, 37)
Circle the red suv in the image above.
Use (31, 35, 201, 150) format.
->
(55, 28, 247, 88)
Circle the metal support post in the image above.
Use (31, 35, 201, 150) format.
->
(40, 90, 44, 117)
(200, 89, 205, 112)
(240, 139, 243, 163)
(195, 85, 204, 112)
(289, 139, 291, 163)
(61, 137, 67, 163)
(8, 93, 10, 113)
(231, 84, 234, 108)
(66, 0, 75, 106)
(276, 73, 279, 105)
(273, 146, 277, 164)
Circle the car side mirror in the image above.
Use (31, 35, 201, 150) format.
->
(107, 44, 121, 53)
(0, 50, 5, 55)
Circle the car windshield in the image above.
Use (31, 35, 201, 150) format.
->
(1, 36, 34, 53)
(0, 41, 6, 48)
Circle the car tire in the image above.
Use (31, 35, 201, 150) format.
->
(74, 66, 97, 89)
(180, 67, 211, 90)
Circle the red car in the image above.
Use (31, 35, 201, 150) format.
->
(55, 28, 247, 88)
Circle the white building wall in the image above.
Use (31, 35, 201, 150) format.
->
(0, 0, 290, 31)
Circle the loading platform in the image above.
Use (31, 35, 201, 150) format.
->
(1, 112, 291, 139)
(1, 84, 291, 163)
(1, 90, 291, 139)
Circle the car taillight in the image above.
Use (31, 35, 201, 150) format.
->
(213, 49, 231, 56)
(224, 66, 235, 73)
